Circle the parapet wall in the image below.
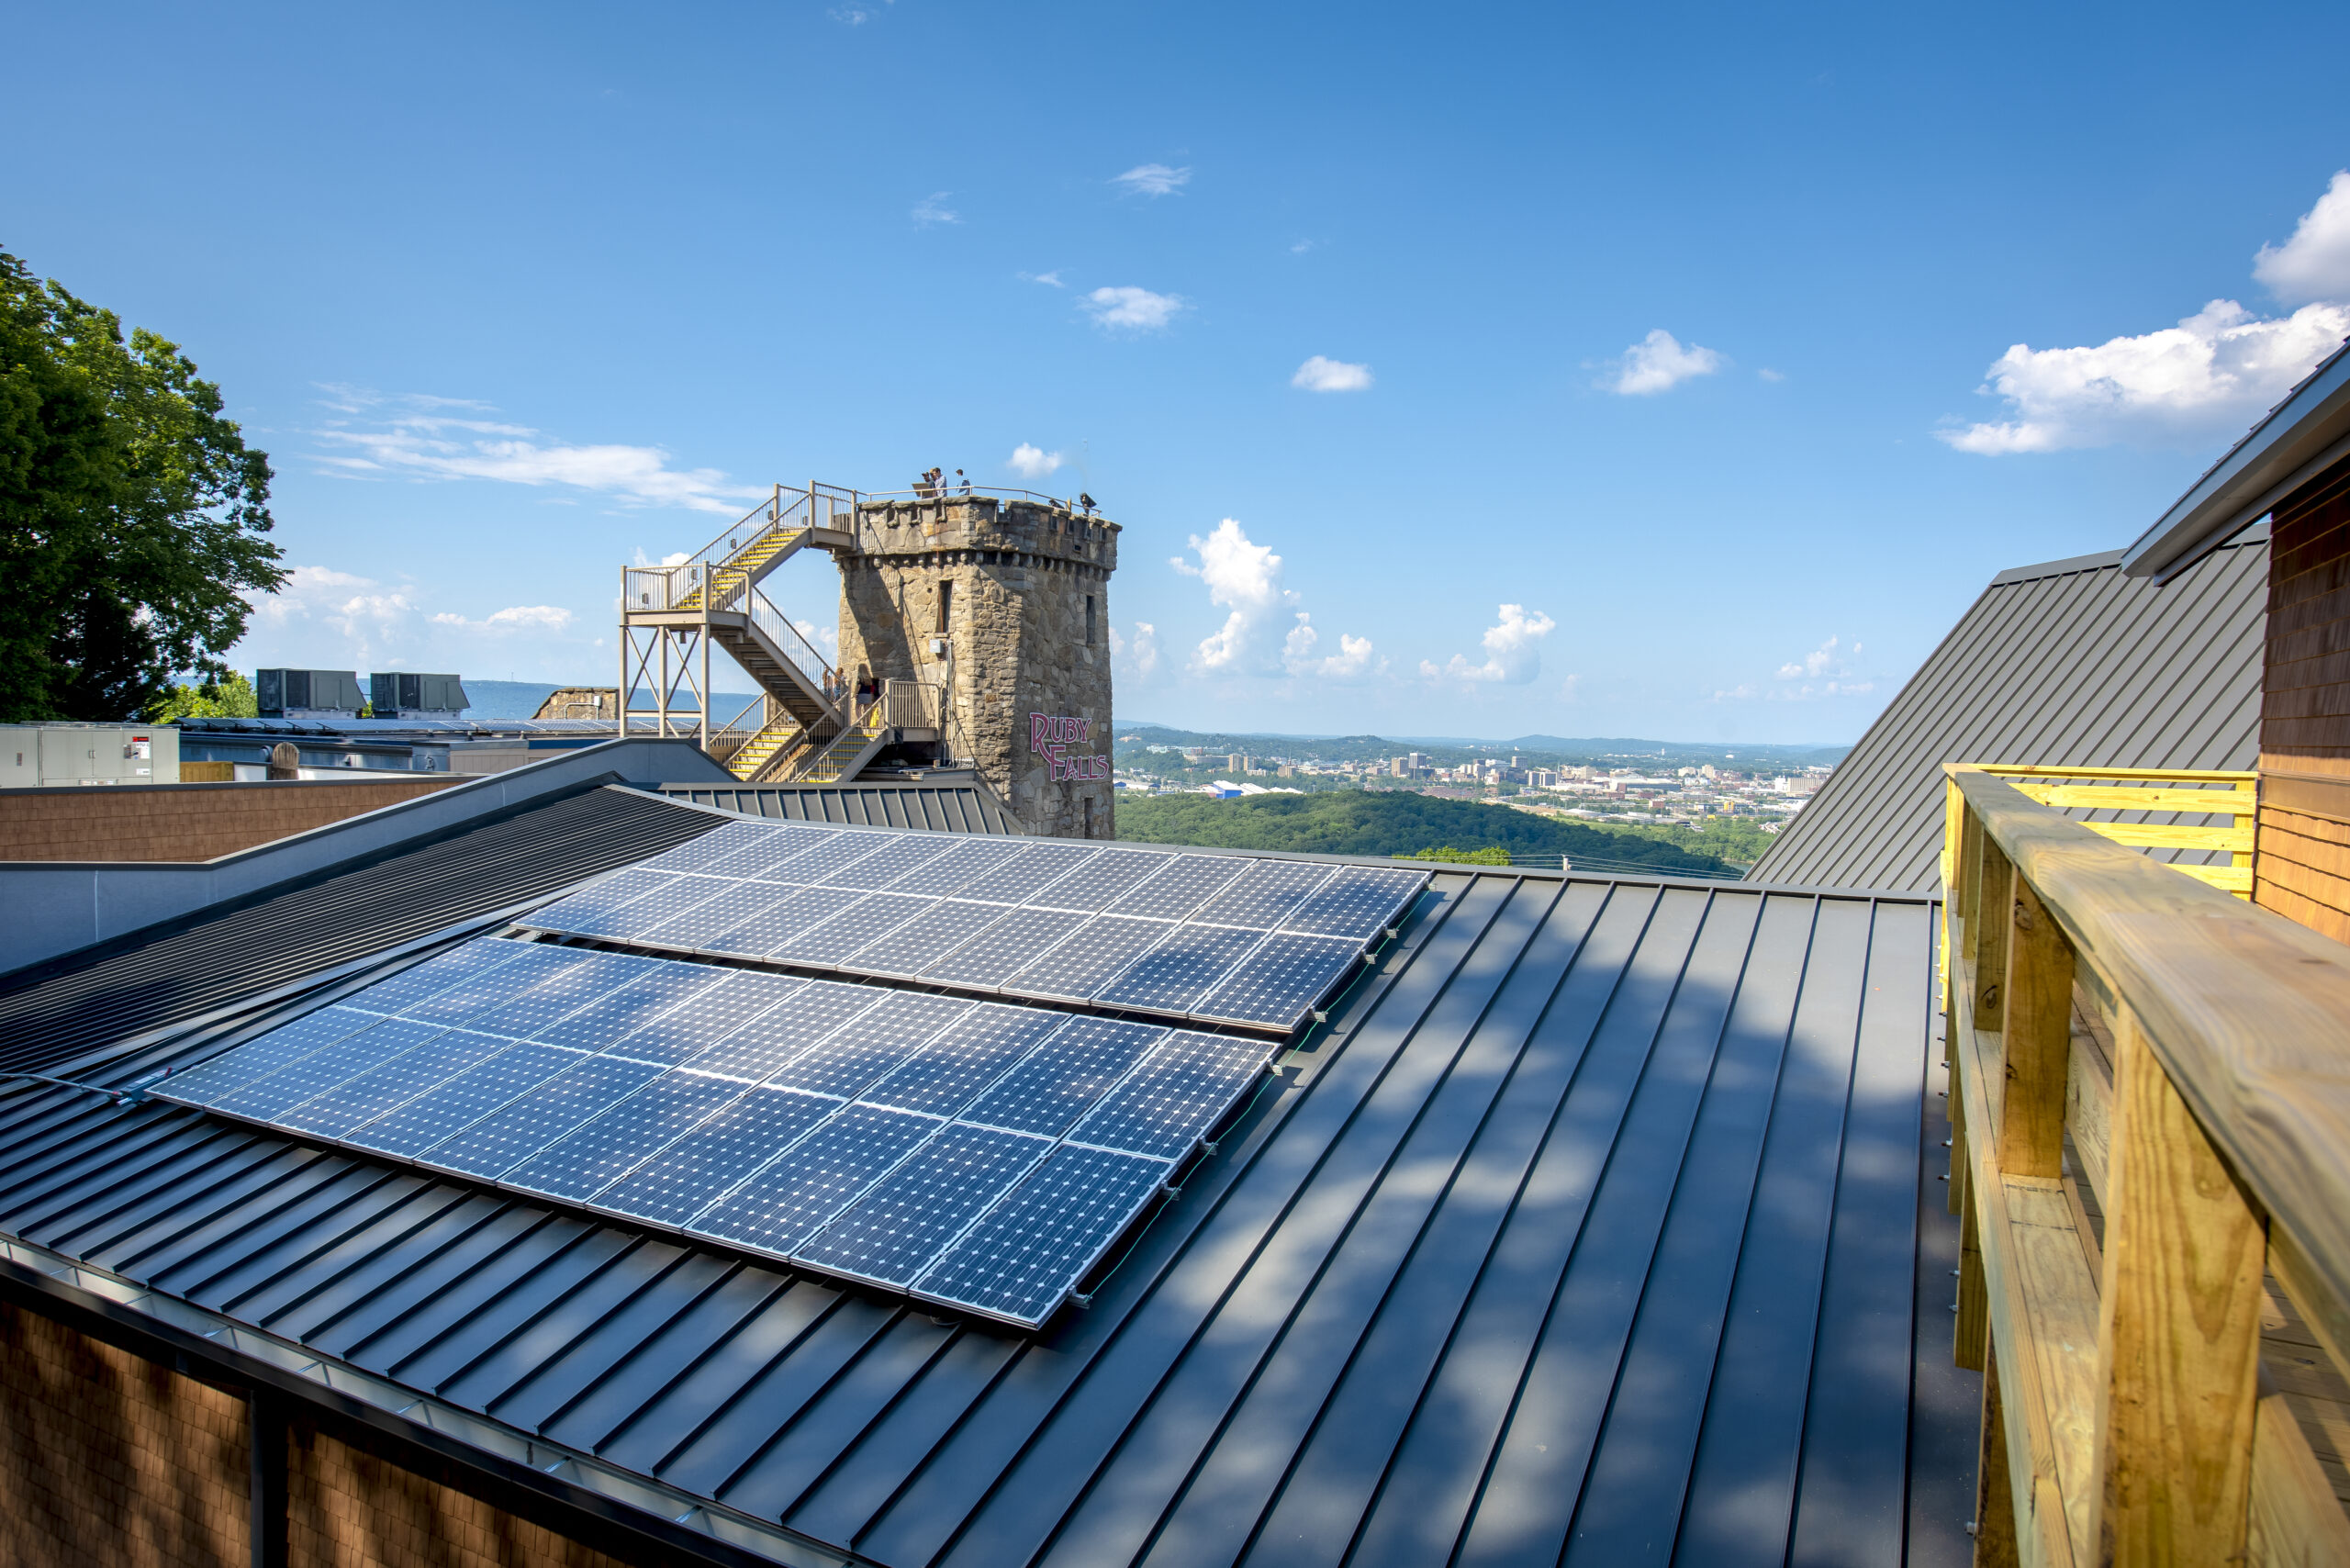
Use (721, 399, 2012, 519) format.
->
(837, 496, 1118, 838)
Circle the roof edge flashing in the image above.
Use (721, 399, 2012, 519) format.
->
(2122, 340, 2350, 578)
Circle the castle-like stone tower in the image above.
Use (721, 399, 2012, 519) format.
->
(835, 494, 1118, 838)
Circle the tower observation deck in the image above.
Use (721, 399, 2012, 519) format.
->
(620, 481, 1119, 839)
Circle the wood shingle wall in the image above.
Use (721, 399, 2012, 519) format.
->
(2258, 464, 2350, 943)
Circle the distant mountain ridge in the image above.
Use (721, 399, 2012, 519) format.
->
(1114, 722, 1847, 768)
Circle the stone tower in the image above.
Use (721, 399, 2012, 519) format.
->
(834, 493, 1118, 839)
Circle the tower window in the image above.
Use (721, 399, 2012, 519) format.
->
(1082, 797, 1094, 838)
(1086, 595, 1096, 646)
(936, 581, 953, 636)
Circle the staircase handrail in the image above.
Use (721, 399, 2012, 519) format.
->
(734, 585, 841, 696)
(682, 486, 814, 573)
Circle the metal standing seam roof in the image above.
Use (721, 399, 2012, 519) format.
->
(658, 781, 1024, 836)
(0, 784, 730, 1079)
(0, 862, 1951, 1567)
(1744, 528, 2267, 893)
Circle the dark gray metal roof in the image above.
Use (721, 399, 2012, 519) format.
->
(0, 785, 725, 1079)
(0, 865, 1950, 1566)
(658, 779, 1024, 836)
(2124, 336, 2350, 579)
(1745, 528, 2266, 892)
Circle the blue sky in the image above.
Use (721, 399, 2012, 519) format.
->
(8, 0, 2350, 742)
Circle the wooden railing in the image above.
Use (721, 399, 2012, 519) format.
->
(1942, 765, 2350, 1565)
(1945, 764, 2258, 899)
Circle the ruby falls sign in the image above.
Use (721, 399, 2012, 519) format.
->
(1031, 712, 1110, 781)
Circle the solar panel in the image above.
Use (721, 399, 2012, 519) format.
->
(769, 891, 935, 966)
(958, 1016, 1164, 1138)
(751, 831, 893, 886)
(420, 1054, 666, 1179)
(585, 876, 739, 943)
(1001, 915, 1170, 1002)
(533, 963, 730, 1050)
(1102, 853, 1250, 921)
(1065, 1029, 1275, 1159)
(209, 1017, 455, 1122)
(599, 969, 805, 1066)
(1091, 924, 1268, 1014)
(501, 1072, 753, 1203)
(853, 1003, 1064, 1117)
(347, 937, 540, 1016)
(1025, 847, 1177, 913)
(793, 1124, 1051, 1288)
(1281, 865, 1429, 939)
(587, 1086, 840, 1226)
(276, 1028, 518, 1138)
(520, 868, 683, 939)
(677, 979, 877, 1082)
(917, 906, 1087, 991)
(847, 900, 1011, 980)
(398, 944, 601, 1025)
(819, 834, 956, 890)
(1188, 859, 1337, 931)
(688, 1103, 941, 1254)
(950, 840, 1101, 903)
(164, 886, 1356, 1330)
(341, 1041, 584, 1159)
(912, 1145, 1172, 1325)
(461, 949, 659, 1038)
(1190, 933, 1364, 1028)
(761, 991, 970, 1100)
(632, 880, 794, 952)
(160, 1005, 382, 1107)
(699, 883, 867, 960)
(880, 836, 1026, 897)
(634, 818, 781, 875)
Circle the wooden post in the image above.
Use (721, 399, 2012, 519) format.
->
(2086, 1020, 2266, 1564)
(1956, 1169, 1988, 1370)
(1998, 875, 2073, 1180)
(1975, 834, 2013, 1035)
(1975, 1341, 2021, 1567)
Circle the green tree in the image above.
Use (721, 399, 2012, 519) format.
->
(146, 671, 260, 721)
(0, 247, 283, 722)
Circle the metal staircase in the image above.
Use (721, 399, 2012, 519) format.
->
(620, 483, 934, 785)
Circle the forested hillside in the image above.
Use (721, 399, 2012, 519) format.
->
(1113, 790, 1740, 875)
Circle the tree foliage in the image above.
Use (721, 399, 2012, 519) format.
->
(147, 671, 260, 721)
(0, 247, 284, 722)
(1113, 790, 1738, 874)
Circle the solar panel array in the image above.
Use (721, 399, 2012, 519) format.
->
(515, 821, 1427, 1031)
(153, 937, 1280, 1327)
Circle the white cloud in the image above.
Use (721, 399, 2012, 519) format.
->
(241, 564, 599, 678)
(2255, 170, 2350, 306)
(1757, 367, 1786, 383)
(1282, 612, 1381, 680)
(1938, 297, 2350, 454)
(1110, 621, 1159, 679)
(1008, 443, 1065, 479)
(1289, 239, 1316, 254)
(1717, 634, 1875, 701)
(830, 0, 889, 21)
(310, 391, 756, 514)
(1292, 355, 1373, 393)
(631, 547, 690, 567)
(912, 192, 960, 226)
(1080, 286, 1185, 332)
(1168, 520, 1378, 680)
(1171, 520, 1293, 673)
(1112, 163, 1192, 197)
(431, 605, 573, 634)
(1604, 330, 1725, 395)
(1021, 270, 1065, 287)
(1428, 604, 1555, 684)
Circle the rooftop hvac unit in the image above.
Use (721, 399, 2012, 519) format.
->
(255, 668, 364, 717)
(368, 672, 470, 717)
